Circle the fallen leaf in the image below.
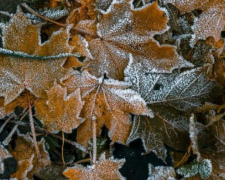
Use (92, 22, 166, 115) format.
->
(35, 82, 84, 133)
(63, 70, 151, 147)
(0, 8, 73, 105)
(10, 136, 51, 179)
(82, 1, 192, 80)
(125, 62, 220, 160)
(165, 0, 225, 46)
(164, 0, 224, 14)
(63, 153, 125, 180)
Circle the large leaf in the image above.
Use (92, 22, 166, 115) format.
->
(125, 62, 220, 160)
(63, 70, 151, 147)
(35, 83, 84, 133)
(82, 1, 192, 80)
(0, 8, 73, 105)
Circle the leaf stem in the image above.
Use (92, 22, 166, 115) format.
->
(62, 132, 66, 166)
(7, 120, 87, 152)
(28, 100, 40, 157)
(21, 3, 97, 38)
(0, 116, 13, 133)
(92, 117, 97, 164)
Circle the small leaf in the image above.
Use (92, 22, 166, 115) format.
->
(10, 135, 51, 179)
(35, 83, 84, 133)
(63, 153, 125, 180)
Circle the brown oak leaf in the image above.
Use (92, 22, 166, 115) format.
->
(0, 8, 73, 105)
(81, 1, 192, 80)
(35, 83, 84, 133)
(10, 136, 51, 179)
(63, 153, 125, 180)
(63, 70, 152, 147)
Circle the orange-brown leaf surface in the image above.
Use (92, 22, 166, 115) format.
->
(35, 83, 84, 133)
(0, 8, 73, 105)
(63, 154, 125, 180)
(82, 1, 192, 80)
(191, 8, 225, 44)
(64, 71, 152, 147)
(10, 136, 51, 179)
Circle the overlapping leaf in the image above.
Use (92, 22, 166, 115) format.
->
(10, 136, 51, 179)
(196, 109, 225, 179)
(63, 70, 151, 147)
(82, 1, 192, 80)
(63, 154, 125, 180)
(35, 83, 84, 133)
(125, 62, 220, 160)
(0, 8, 73, 105)
(164, 0, 225, 45)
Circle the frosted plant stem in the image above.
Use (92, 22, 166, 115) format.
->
(62, 132, 66, 166)
(0, 116, 12, 133)
(21, 3, 97, 38)
(29, 100, 40, 157)
(21, 3, 67, 28)
(2, 124, 18, 145)
(92, 117, 97, 164)
(0, 11, 12, 17)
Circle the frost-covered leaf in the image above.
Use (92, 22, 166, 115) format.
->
(177, 159, 212, 179)
(83, 1, 192, 80)
(0, 146, 12, 174)
(164, 0, 225, 45)
(63, 153, 125, 180)
(148, 164, 176, 180)
(10, 136, 51, 179)
(66, 0, 96, 26)
(191, 8, 225, 46)
(35, 83, 84, 133)
(126, 62, 220, 160)
(193, 106, 225, 179)
(127, 107, 189, 160)
(0, 8, 73, 105)
(163, 0, 224, 14)
(125, 62, 219, 111)
(63, 70, 151, 147)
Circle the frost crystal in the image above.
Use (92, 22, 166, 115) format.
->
(177, 159, 212, 179)
(148, 164, 176, 180)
